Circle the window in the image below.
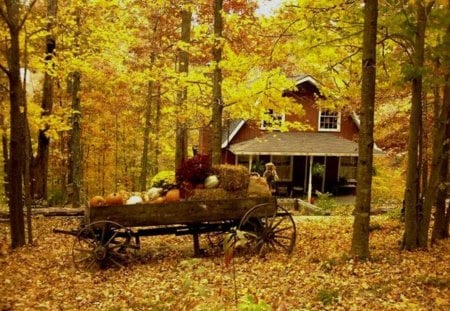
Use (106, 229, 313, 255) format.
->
(319, 110, 341, 132)
(260, 109, 285, 130)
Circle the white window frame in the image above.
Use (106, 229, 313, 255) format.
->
(318, 110, 341, 132)
(260, 109, 285, 130)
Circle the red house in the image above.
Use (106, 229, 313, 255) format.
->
(199, 75, 382, 199)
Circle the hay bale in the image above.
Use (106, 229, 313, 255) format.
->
(187, 188, 247, 201)
(211, 164, 250, 191)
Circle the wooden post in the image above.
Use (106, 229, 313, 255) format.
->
(308, 156, 313, 203)
(193, 233, 201, 257)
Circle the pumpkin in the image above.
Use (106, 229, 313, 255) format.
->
(165, 189, 180, 202)
(146, 187, 163, 200)
(204, 175, 219, 189)
(126, 195, 143, 205)
(151, 196, 165, 204)
(89, 196, 105, 207)
(105, 193, 124, 206)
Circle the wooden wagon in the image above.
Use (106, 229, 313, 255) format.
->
(55, 197, 296, 270)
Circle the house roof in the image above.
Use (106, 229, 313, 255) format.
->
(222, 119, 245, 148)
(229, 132, 382, 157)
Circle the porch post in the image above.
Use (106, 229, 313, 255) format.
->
(321, 156, 327, 192)
(307, 155, 313, 203)
(248, 155, 253, 172)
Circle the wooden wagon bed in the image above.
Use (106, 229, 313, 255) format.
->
(55, 196, 296, 271)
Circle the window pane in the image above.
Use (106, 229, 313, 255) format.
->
(319, 110, 340, 131)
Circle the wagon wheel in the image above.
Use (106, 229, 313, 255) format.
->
(238, 203, 296, 256)
(72, 220, 137, 271)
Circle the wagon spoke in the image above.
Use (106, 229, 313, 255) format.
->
(100, 225, 108, 244)
(72, 221, 135, 271)
(86, 258, 98, 270)
(73, 247, 93, 254)
(74, 254, 94, 263)
(109, 256, 124, 269)
(104, 230, 119, 246)
(268, 217, 285, 231)
(238, 203, 296, 257)
(273, 234, 293, 240)
(271, 239, 290, 252)
(273, 225, 293, 234)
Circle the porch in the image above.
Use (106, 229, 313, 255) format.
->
(228, 132, 363, 202)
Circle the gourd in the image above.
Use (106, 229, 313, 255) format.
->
(165, 189, 180, 202)
(89, 196, 106, 207)
(126, 195, 143, 205)
(151, 196, 165, 204)
(204, 175, 219, 189)
(105, 193, 124, 205)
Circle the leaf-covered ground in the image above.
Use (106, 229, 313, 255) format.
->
(0, 215, 449, 310)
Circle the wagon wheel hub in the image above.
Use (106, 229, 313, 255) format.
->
(94, 246, 107, 261)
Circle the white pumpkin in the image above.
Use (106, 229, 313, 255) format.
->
(126, 195, 144, 205)
(146, 187, 163, 200)
(204, 175, 219, 189)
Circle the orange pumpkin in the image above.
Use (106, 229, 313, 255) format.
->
(151, 196, 165, 204)
(89, 196, 106, 207)
(105, 193, 124, 206)
(165, 189, 180, 202)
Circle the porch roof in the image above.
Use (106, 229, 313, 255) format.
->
(229, 132, 382, 157)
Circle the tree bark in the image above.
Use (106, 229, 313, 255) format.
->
(420, 72, 448, 246)
(211, 0, 224, 165)
(2, 1, 30, 248)
(431, 0, 450, 243)
(351, 0, 378, 259)
(30, 0, 58, 203)
(402, 0, 432, 250)
(140, 79, 154, 191)
(68, 71, 82, 207)
(175, 8, 191, 170)
(431, 72, 450, 242)
(150, 84, 162, 177)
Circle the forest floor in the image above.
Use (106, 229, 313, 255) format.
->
(0, 214, 449, 310)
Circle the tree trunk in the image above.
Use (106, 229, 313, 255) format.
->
(211, 0, 224, 165)
(7, 32, 26, 246)
(431, 0, 450, 244)
(68, 71, 82, 207)
(140, 79, 154, 191)
(420, 73, 448, 246)
(30, 0, 58, 203)
(351, 0, 378, 259)
(402, 0, 432, 250)
(150, 84, 162, 177)
(175, 8, 191, 170)
(431, 73, 450, 242)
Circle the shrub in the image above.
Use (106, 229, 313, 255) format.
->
(315, 192, 337, 210)
(151, 171, 176, 191)
(48, 190, 65, 207)
(176, 154, 211, 185)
